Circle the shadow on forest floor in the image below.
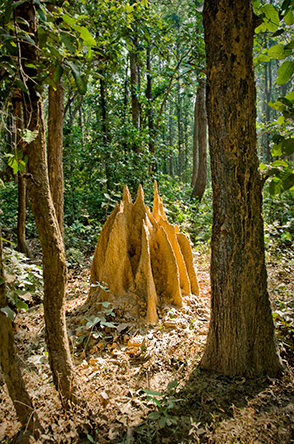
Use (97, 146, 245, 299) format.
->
(127, 366, 294, 444)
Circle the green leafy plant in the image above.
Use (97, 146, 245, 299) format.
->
(143, 380, 183, 429)
(2, 247, 43, 313)
(75, 301, 116, 349)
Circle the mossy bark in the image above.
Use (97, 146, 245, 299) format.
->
(200, 0, 283, 377)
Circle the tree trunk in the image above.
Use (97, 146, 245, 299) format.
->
(191, 78, 207, 202)
(191, 95, 198, 188)
(17, 0, 80, 405)
(169, 102, 174, 177)
(100, 77, 111, 190)
(130, 37, 141, 153)
(48, 81, 65, 240)
(146, 43, 155, 153)
(12, 90, 32, 258)
(200, 0, 283, 377)
(0, 225, 6, 308)
(177, 77, 182, 181)
(0, 226, 41, 439)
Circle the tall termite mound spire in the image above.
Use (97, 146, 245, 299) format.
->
(87, 182, 199, 323)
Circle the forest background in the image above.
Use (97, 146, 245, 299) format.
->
(0, 0, 294, 442)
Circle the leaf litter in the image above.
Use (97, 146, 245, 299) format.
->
(0, 252, 294, 443)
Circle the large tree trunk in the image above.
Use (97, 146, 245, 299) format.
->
(48, 81, 65, 240)
(17, 0, 80, 405)
(191, 78, 207, 202)
(200, 0, 283, 377)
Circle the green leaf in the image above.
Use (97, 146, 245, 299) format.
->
(0, 306, 15, 321)
(282, 172, 294, 191)
(62, 14, 77, 29)
(268, 44, 291, 60)
(272, 160, 289, 167)
(67, 61, 87, 95)
(16, 299, 28, 310)
(276, 61, 294, 85)
(60, 31, 76, 54)
(285, 39, 294, 50)
(87, 435, 95, 444)
(255, 53, 271, 63)
(268, 99, 286, 111)
(167, 380, 178, 391)
(52, 64, 64, 83)
(79, 27, 96, 47)
(259, 163, 268, 171)
(143, 389, 163, 396)
(284, 8, 294, 25)
(38, 27, 47, 48)
(269, 179, 282, 195)
(284, 91, 294, 101)
(281, 138, 294, 155)
(261, 4, 280, 32)
(271, 143, 283, 157)
(148, 411, 161, 420)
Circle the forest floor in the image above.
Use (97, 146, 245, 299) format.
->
(0, 246, 294, 444)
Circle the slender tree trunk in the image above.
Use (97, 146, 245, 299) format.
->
(130, 36, 141, 153)
(100, 77, 111, 190)
(177, 78, 182, 181)
(17, 0, 80, 405)
(200, 0, 283, 377)
(0, 226, 42, 439)
(191, 78, 207, 202)
(169, 102, 174, 177)
(146, 44, 155, 153)
(191, 95, 198, 188)
(0, 225, 6, 308)
(12, 91, 32, 258)
(48, 81, 64, 240)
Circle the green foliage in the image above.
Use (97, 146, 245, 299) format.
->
(75, 301, 116, 347)
(143, 380, 183, 429)
(254, 0, 294, 194)
(2, 247, 43, 312)
(263, 189, 294, 253)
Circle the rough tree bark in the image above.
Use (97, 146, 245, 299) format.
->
(0, 225, 41, 440)
(200, 0, 283, 377)
(191, 78, 207, 202)
(48, 81, 65, 240)
(17, 0, 80, 405)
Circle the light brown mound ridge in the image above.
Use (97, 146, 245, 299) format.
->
(87, 182, 199, 323)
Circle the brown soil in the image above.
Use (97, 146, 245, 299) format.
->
(0, 250, 293, 444)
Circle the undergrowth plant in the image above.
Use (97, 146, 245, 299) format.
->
(1, 247, 43, 318)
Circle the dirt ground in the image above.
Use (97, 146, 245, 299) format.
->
(0, 249, 294, 444)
